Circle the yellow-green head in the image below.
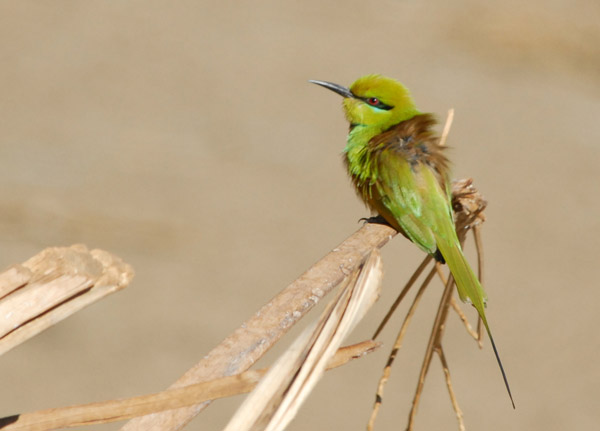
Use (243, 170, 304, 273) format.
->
(309, 74, 420, 133)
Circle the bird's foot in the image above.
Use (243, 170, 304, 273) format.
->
(358, 215, 391, 226)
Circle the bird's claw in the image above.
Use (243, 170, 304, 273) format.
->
(358, 215, 391, 226)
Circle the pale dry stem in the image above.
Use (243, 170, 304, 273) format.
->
(367, 264, 438, 431)
(473, 225, 485, 345)
(437, 348, 465, 431)
(119, 223, 397, 431)
(406, 271, 456, 431)
(439, 109, 455, 148)
(371, 255, 432, 340)
(225, 251, 384, 431)
(0, 230, 395, 431)
(0, 341, 380, 431)
(0, 245, 133, 356)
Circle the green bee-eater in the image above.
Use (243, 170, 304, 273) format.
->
(310, 74, 514, 407)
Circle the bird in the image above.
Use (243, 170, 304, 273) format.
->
(309, 74, 514, 408)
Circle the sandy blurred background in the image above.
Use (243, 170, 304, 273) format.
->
(0, 1, 598, 430)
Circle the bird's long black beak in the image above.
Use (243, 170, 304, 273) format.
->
(309, 80, 354, 98)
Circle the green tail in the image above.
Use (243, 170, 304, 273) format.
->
(436, 236, 516, 409)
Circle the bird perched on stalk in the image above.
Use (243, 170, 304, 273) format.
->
(310, 74, 514, 408)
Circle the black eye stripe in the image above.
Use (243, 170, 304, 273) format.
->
(360, 97, 393, 111)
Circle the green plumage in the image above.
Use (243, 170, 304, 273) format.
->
(310, 74, 514, 407)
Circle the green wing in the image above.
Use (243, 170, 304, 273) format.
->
(374, 148, 486, 307)
(374, 149, 450, 256)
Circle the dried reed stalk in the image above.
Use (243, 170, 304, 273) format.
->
(0, 228, 395, 431)
(118, 222, 397, 431)
(0, 244, 134, 356)
(0, 341, 379, 431)
(225, 251, 383, 431)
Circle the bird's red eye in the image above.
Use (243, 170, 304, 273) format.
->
(367, 97, 379, 106)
